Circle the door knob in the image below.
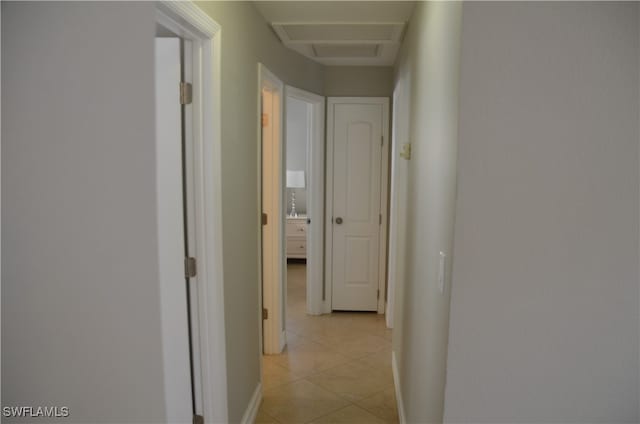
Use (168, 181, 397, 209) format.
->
(335, 217, 343, 224)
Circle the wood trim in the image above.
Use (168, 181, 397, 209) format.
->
(158, 1, 220, 37)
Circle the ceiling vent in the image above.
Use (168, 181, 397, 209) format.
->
(281, 23, 400, 42)
(272, 22, 406, 66)
(312, 44, 380, 58)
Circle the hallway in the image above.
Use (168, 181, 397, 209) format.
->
(257, 263, 397, 423)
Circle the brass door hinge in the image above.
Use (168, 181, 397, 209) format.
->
(262, 213, 268, 226)
(262, 308, 269, 320)
(400, 143, 411, 160)
(377, 289, 380, 299)
(185, 257, 197, 278)
(261, 113, 269, 127)
(180, 82, 192, 105)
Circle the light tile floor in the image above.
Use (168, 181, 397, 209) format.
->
(258, 263, 398, 424)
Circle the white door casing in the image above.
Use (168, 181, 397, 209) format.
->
(328, 98, 390, 312)
(386, 79, 410, 329)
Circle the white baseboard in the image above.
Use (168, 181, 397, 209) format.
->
(240, 382, 262, 424)
(392, 351, 406, 424)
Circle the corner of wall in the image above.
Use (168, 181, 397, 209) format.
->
(390, 1, 463, 422)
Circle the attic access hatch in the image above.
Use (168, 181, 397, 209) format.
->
(271, 22, 406, 66)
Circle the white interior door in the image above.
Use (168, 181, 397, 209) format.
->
(260, 64, 286, 354)
(262, 88, 278, 352)
(155, 38, 193, 422)
(331, 101, 385, 311)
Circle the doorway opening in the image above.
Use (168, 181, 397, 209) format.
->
(285, 87, 326, 317)
(260, 74, 328, 356)
(260, 86, 392, 356)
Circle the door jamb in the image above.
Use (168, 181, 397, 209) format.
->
(259, 64, 286, 355)
(155, 3, 227, 422)
(284, 86, 326, 315)
(386, 86, 402, 329)
(325, 97, 390, 314)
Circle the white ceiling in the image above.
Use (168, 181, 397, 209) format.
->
(254, 1, 416, 66)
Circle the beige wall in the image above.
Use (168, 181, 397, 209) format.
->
(194, 2, 324, 421)
(391, 2, 463, 422)
(2, 2, 167, 422)
(445, 2, 640, 422)
(324, 66, 394, 97)
(2, 1, 324, 422)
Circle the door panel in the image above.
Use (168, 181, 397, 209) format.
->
(262, 89, 275, 352)
(346, 123, 374, 222)
(154, 38, 193, 422)
(332, 103, 383, 311)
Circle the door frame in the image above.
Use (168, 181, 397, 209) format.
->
(325, 97, 391, 314)
(284, 86, 326, 315)
(259, 64, 286, 355)
(385, 84, 400, 328)
(155, 3, 228, 423)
